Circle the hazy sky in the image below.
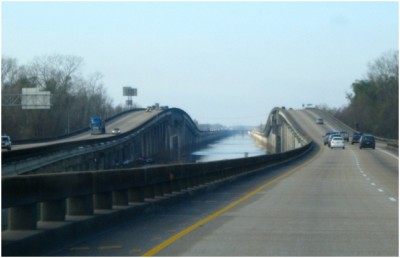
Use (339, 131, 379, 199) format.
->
(1, 1, 398, 126)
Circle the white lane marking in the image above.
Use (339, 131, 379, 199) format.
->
(351, 150, 395, 204)
(377, 148, 399, 160)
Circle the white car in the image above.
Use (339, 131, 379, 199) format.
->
(330, 136, 345, 149)
(111, 128, 121, 135)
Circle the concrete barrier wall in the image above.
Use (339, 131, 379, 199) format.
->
(2, 142, 313, 255)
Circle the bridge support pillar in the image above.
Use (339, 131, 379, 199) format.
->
(67, 195, 93, 215)
(162, 182, 172, 195)
(94, 192, 113, 210)
(128, 187, 144, 203)
(8, 205, 37, 230)
(41, 200, 65, 221)
(113, 190, 128, 206)
(143, 185, 155, 200)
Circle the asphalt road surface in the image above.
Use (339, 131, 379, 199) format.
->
(51, 109, 398, 256)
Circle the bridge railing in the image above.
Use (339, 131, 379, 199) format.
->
(2, 108, 225, 175)
(279, 109, 312, 145)
(12, 108, 146, 145)
(3, 142, 312, 231)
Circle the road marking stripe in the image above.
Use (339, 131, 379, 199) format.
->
(377, 148, 399, 160)
(353, 150, 396, 203)
(131, 248, 142, 254)
(98, 245, 122, 250)
(142, 145, 322, 256)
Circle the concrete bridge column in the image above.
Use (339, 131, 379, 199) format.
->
(113, 190, 128, 206)
(41, 200, 65, 221)
(143, 185, 155, 200)
(8, 205, 37, 230)
(67, 195, 93, 215)
(94, 192, 113, 210)
(128, 187, 145, 203)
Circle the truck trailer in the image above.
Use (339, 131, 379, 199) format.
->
(90, 116, 106, 135)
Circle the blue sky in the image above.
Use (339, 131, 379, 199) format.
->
(1, 1, 398, 126)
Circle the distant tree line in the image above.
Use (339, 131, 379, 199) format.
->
(1, 55, 125, 139)
(333, 51, 398, 139)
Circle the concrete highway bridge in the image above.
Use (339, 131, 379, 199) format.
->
(2, 108, 232, 175)
(2, 107, 398, 256)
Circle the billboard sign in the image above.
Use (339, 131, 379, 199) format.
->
(22, 88, 51, 109)
(123, 87, 137, 96)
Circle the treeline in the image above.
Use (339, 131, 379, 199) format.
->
(333, 51, 398, 139)
(1, 55, 125, 139)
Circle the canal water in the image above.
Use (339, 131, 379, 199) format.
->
(187, 132, 267, 163)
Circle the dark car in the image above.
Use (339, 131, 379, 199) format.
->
(359, 135, 375, 149)
(351, 132, 363, 144)
(340, 131, 349, 142)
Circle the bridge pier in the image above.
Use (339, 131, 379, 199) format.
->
(8, 205, 37, 230)
(94, 192, 113, 210)
(265, 108, 307, 153)
(41, 200, 65, 221)
(67, 195, 94, 216)
(128, 187, 145, 203)
(113, 190, 128, 206)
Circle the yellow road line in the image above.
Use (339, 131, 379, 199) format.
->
(143, 145, 321, 256)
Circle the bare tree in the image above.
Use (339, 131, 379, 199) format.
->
(2, 54, 118, 139)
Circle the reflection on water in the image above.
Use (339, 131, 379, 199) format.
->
(187, 132, 267, 163)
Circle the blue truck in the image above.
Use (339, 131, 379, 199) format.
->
(90, 116, 106, 135)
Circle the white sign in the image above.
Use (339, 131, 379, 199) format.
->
(22, 88, 51, 109)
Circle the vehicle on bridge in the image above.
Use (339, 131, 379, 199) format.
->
(351, 131, 363, 144)
(90, 116, 106, 135)
(323, 131, 340, 146)
(316, 117, 324, 124)
(111, 128, 121, 135)
(330, 136, 345, 149)
(2, 135, 12, 151)
(340, 131, 349, 142)
(359, 135, 375, 149)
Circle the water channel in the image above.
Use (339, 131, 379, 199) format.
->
(187, 131, 268, 163)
